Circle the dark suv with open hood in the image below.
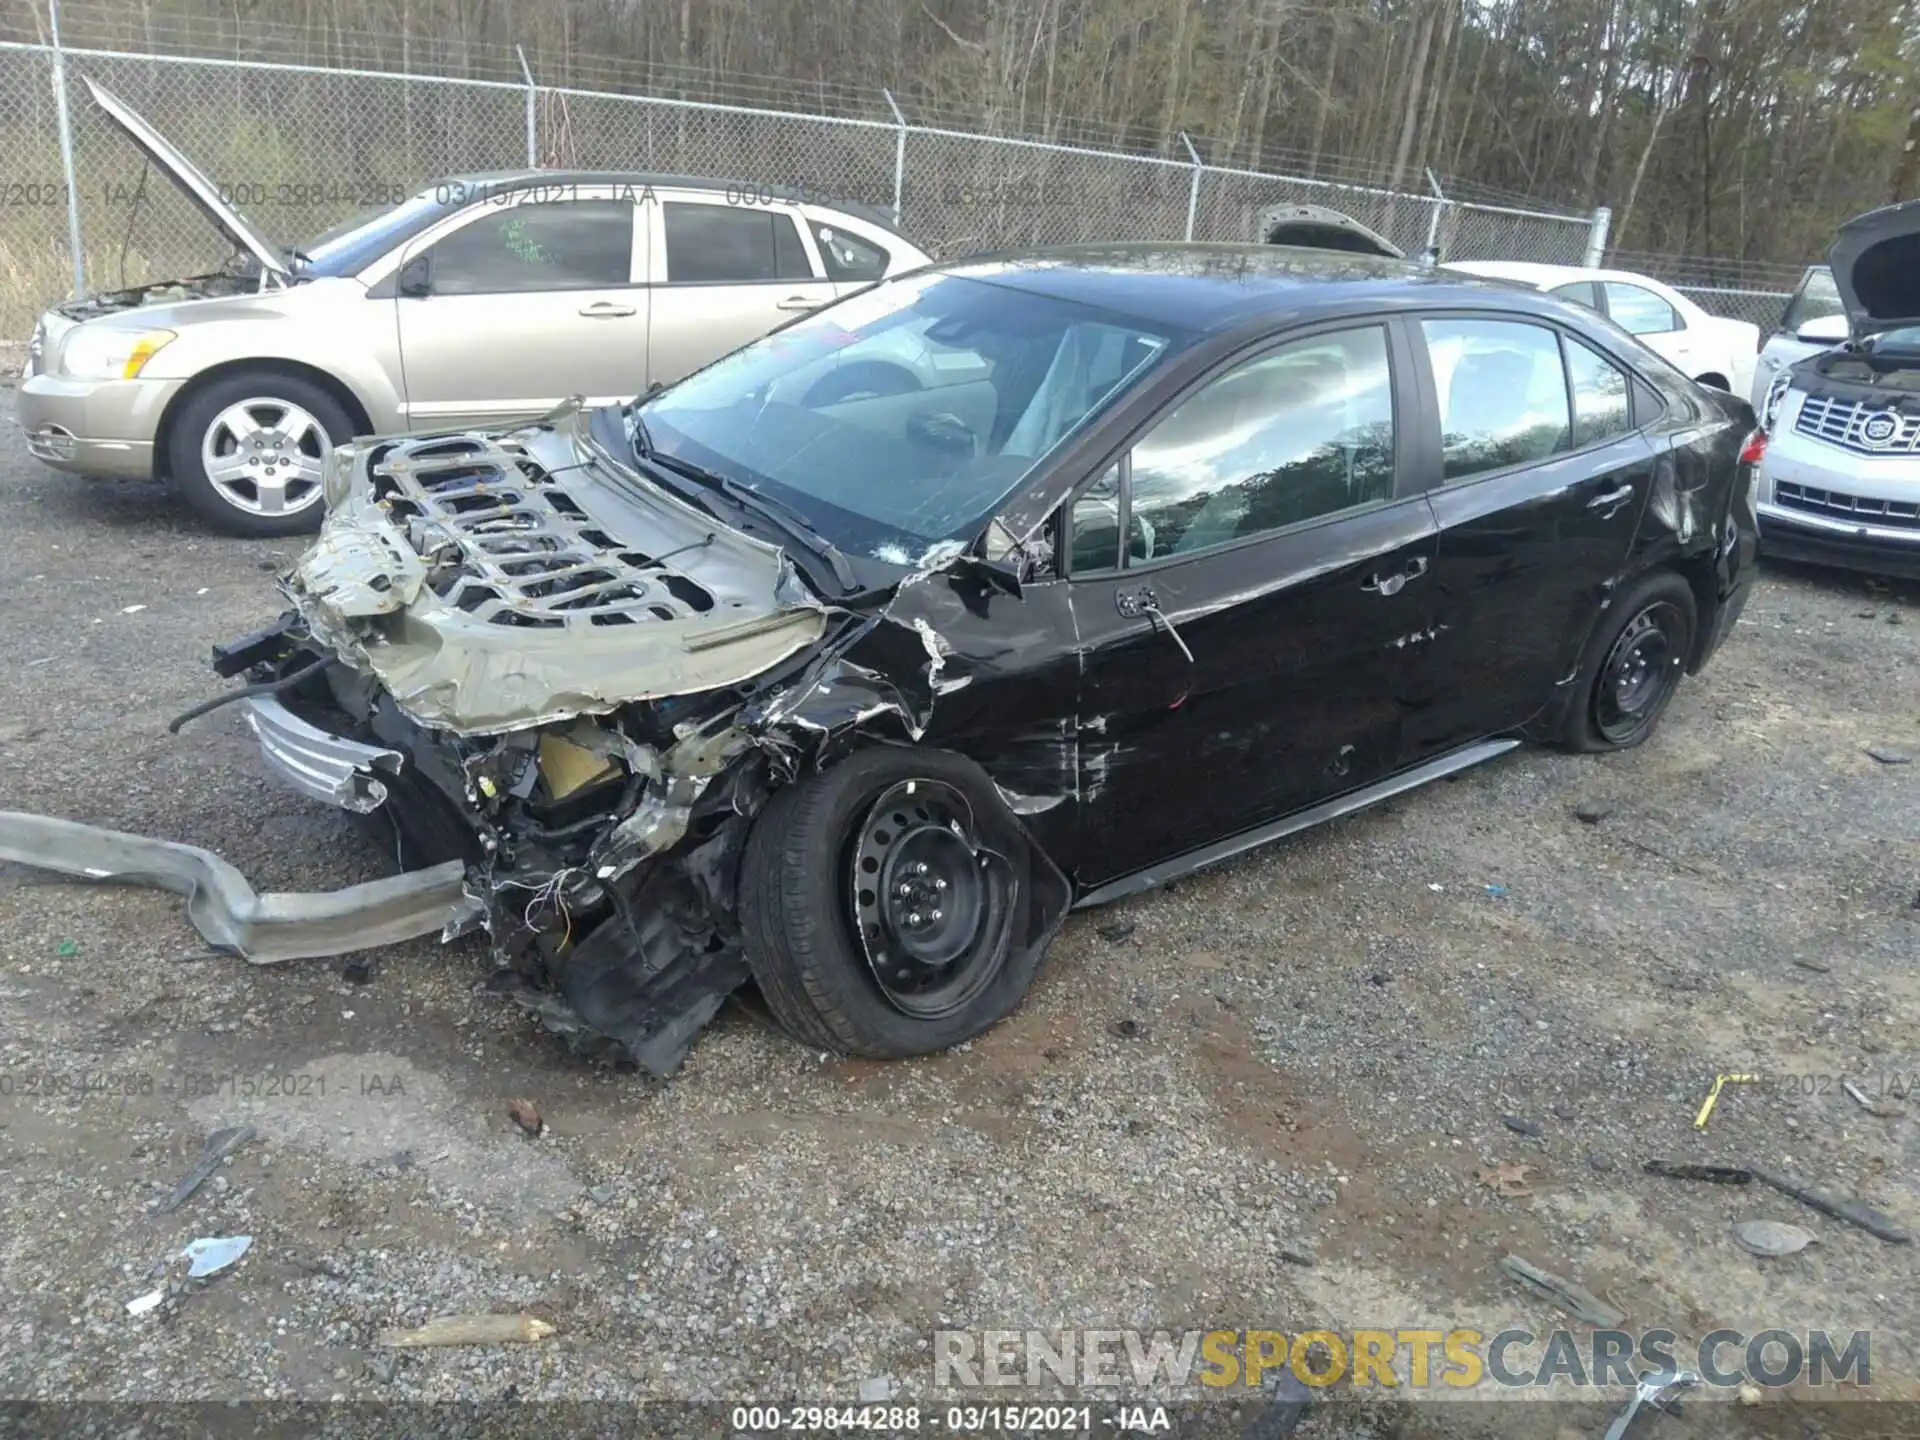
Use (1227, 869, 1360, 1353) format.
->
(0, 244, 1759, 1075)
(1752, 200, 1920, 576)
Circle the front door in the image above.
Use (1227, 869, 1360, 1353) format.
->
(1066, 322, 1439, 887)
(396, 185, 647, 428)
(1401, 314, 1654, 758)
(642, 193, 840, 388)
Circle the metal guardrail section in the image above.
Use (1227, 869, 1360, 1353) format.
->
(0, 33, 1606, 339)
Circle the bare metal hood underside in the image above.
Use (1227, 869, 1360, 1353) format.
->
(292, 414, 827, 735)
(83, 78, 288, 280)
(1829, 199, 1920, 341)
(1258, 203, 1404, 259)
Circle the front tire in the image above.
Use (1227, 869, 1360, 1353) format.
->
(739, 747, 1042, 1058)
(166, 372, 354, 537)
(1560, 571, 1697, 753)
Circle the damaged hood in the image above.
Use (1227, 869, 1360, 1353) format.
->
(291, 410, 828, 734)
(1829, 199, 1920, 342)
(83, 77, 288, 280)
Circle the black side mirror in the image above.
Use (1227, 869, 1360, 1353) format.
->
(949, 552, 1023, 600)
(397, 254, 431, 298)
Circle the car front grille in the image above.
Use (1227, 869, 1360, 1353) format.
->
(1774, 481, 1920, 532)
(1792, 394, 1920, 455)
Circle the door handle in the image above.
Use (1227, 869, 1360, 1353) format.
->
(776, 294, 823, 312)
(1361, 554, 1428, 597)
(578, 301, 637, 318)
(1587, 483, 1636, 513)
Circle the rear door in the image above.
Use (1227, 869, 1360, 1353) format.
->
(395, 183, 647, 428)
(1067, 321, 1439, 886)
(1400, 313, 1654, 758)
(642, 192, 839, 387)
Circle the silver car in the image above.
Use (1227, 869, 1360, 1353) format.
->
(19, 80, 931, 536)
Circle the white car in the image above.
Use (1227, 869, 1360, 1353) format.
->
(1751, 200, 1920, 578)
(1749, 265, 1849, 410)
(1446, 261, 1758, 399)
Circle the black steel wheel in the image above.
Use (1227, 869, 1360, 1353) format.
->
(739, 747, 1049, 1058)
(849, 780, 1012, 1020)
(1561, 571, 1697, 753)
(1594, 600, 1686, 743)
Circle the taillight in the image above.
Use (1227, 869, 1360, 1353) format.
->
(1738, 429, 1767, 465)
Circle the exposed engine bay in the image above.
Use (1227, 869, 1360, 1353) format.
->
(177, 407, 1067, 1075)
(55, 269, 265, 321)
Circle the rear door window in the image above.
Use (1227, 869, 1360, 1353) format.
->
(1421, 317, 1571, 480)
(1550, 280, 1601, 312)
(663, 202, 814, 284)
(811, 222, 891, 283)
(1563, 337, 1633, 448)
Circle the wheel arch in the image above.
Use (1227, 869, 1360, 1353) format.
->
(154, 359, 375, 480)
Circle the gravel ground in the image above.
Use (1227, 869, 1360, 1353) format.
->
(1, 384, 1916, 1439)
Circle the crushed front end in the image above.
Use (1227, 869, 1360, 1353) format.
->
(219, 411, 863, 1075)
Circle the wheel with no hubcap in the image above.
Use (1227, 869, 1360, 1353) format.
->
(740, 747, 1043, 1057)
(1561, 571, 1697, 752)
(167, 372, 354, 537)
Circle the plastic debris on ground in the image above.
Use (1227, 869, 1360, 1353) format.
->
(1732, 1220, 1819, 1257)
(1498, 1253, 1626, 1327)
(374, 1313, 557, 1348)
(1644, 1160, 1752, 1185)
(1692, 1072, 1757, 1130)
(182, 1234, 253, 1278)
(1843, 1078, 1907, 1118)
(154, 1124, 255, 1214)
(1750, 1167, 1912, 1244)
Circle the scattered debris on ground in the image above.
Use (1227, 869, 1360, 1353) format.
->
(374, 1314, 557, 1348)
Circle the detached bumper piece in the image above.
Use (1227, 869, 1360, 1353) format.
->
(0, 811, 482, 962)
(241, 695, 401, 813)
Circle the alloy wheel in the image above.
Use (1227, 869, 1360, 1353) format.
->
(199, 396, 331, 517)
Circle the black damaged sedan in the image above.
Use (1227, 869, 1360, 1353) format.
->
(1, 245, 1759, 1073)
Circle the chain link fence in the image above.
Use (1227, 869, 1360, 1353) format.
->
(1, 35, 1605, 340)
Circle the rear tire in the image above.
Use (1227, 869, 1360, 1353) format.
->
(1560, 571, 1697, 753)
(166, 371, 354, 537)
(738, 747, 1041, 1058)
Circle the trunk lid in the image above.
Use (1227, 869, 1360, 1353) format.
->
(1828, 199, 1920, 343)
(83, 78, 287, 280)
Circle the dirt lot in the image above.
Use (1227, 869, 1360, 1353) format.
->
(1, 384, 1916, 1439)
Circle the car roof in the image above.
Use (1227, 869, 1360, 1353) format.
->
(432, 169, 907, 237)
(927, 243, 1578, 335)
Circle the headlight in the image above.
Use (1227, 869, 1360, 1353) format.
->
(58, 325, 176, 380)
(1760, 371, 1793, 430)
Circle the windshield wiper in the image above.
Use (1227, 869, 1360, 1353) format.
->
(644, 451, 858, 594)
